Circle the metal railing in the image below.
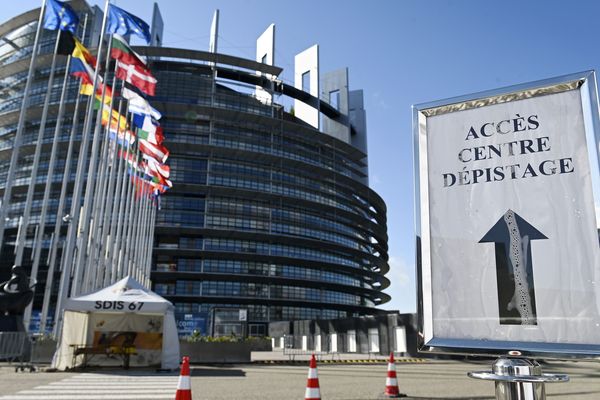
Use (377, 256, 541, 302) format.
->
(280, 333, 376, 360)
(0, 332, 30, 370)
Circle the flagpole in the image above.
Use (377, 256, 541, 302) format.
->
(126, 145, 141, 276)
(139, 186, 151, 282)
(27, 31, 80, 330)
(43, 14, 89, 334)
(106, 106, 133, 285)
(71, 11, 113, 296)
(132, 165, 147, 278)
(52, 90, 92, 337)
(0, 0, 48, 259)
(96, 95, 126, 287)
(146, 200, 157, 286)
(116, 139, 136, 279)
(144, 195, 156, 285)
(138, 186, 151, 282)
(13, 27, 63, 273)
(86, 57, 120, 291)
(128, 175, 142, 278)
(55, 0, 111, 338)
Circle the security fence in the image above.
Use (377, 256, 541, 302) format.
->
(275, 327, 408, 360)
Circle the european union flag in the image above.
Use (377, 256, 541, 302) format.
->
(106, 4, 151, 44)
(43, 0, 79, 34)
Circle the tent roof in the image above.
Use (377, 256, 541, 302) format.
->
(65, 276, 174, 313)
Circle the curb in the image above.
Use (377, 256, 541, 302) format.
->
(253, 358, 428, 365)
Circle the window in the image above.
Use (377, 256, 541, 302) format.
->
(302, 71, 310, 92)
(329, 90, 340, 110)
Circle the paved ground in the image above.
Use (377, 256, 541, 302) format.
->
(0, 359, 599, 399)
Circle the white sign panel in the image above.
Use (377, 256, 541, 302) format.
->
(414, 71, 600, 357)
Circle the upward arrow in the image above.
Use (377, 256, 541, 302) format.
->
(479, 210, 547, 326)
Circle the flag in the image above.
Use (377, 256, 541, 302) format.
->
(73, 37, 96, 67)
(106, 4, 151, 44)
(119, 149, 140, 170)
(139, 139, 169, 163)
(94, 99, 128, 131)
(56, 30, 75, 55)
(122, 87, 161, 119)
(138, 125, 164, 146)
(43, 0, 79, 34)
(133, 114, 164, 145)
(79, 74, 113, 104)
(132, 176, 164, 199)
(153, 189, 162, 210)
(70, 37, 97, 80)
(144, 162, 172, 188)
(116, 60, 157, 96)
(142, 154, 170, 178)
(109, 127, 136, 147)
(111, 34, 147, 68)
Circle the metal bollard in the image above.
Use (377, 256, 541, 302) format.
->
(468, 358, 569, 400)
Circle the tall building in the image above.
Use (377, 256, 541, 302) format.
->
(0, 1, 390, 335)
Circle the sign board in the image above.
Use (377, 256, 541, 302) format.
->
(413, 71, 600, 358)
(175, 313, 207, 336)
(239, 309, 247, 321)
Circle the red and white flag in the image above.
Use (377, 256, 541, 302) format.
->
(144, 155, 170, 178)
(139, 138, 169, 163)
(116, 60, 157, 96)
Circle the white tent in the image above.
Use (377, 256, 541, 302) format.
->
(52, 277, 180, 370)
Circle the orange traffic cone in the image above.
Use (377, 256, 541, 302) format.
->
(175, 356, 192, 400)
(384, 352, 405, 398)
(305, 354, 321, 400)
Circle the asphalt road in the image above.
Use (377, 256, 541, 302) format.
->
(0, 359, 599, 399)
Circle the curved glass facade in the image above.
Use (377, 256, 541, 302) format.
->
(0, 3, 390, 335)
(148, 59, 390, 332)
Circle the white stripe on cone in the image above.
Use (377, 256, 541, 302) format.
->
(308, 368, 318, 379)
(305, 387, 321, 398)
(386, 377, 398, 386)
(177, 375, 190, 390)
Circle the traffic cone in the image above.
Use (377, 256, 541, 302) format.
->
(384, 352, 405, 398)
(175, 356, 192, 400)
(305, 354, 321, 400)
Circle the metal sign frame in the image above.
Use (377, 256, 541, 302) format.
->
(413, 70, 600, 358)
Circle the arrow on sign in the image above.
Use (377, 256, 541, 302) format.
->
(479, 210, 547, 325)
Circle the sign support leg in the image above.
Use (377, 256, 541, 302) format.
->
(468, 358, 568, 400)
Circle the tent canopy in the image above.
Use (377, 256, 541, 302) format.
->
(65, 276, 174, 314)
(53, 276, 180, 370)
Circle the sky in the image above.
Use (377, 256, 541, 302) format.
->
(2, 0, 600, 313)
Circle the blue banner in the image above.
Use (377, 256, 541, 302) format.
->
(175, 313, 207, 336)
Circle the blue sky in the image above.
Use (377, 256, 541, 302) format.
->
(3, 0, 600, 313)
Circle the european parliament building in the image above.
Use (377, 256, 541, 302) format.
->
(0, 1, 390, 336)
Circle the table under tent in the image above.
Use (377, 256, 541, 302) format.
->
(52, 277, 180, 370)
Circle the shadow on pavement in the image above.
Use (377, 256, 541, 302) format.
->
(403, 397, 494, 400)
(191, 367, 246, 377)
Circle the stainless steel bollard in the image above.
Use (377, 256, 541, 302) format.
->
(468, 358, 569, 400)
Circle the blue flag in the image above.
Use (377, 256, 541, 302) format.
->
(43, 0, 79, 34)
(106, 4, 151, 44)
